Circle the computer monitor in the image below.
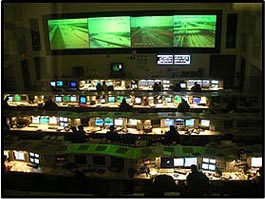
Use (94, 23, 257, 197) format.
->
(108, 96, 116, 103)
(128, 119, 138, 126)
(200, 119, 210, 128)
(209, 159, 216, 164)
(49, 116, 57, 124)
(174, 95, 182, 103)
(117, 96, 124, 103)
(13, 151, 25, 161)
(134, 97, 142, 105)
(79, 96, 87, 105)
(104, 118, 114, 126)
(56, 80, 63, 87)
(185, 119, 194, 127)
(165, 97, 172, 103)
(55, 96, 62, 103)
(193, 97, 201, 104)
(40, 116, 49, 124)
(49, 81, 56, 87)
(95, 118, 104, 126)
(100, 98, 106, 104)
(70, 96, 77, 102)
(202, 80, 210, 88)
(70, 81, 77, 88)
(208, 164, 216, 171)
(131, 83, 138, 89)
(184, 157, 198, 167)
(164, 119, 175, 127)
(31, 116, 40, 124)
(251, 157, 262, 167)
(175, 119, 184, 126)
(125, 97, 131, 103)
(63, 95, 70, 102)
(180, 83, 187, 89)
(160, 157, 174, 168)
(114, 118, 124, 126)
(174, 158, 184, 167)
(202, 158, 210, 163)
(7, 96, 13, 102)
(156, 97, 163, 104)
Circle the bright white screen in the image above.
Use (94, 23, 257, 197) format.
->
(184, 157, 197, 167)
(210, 159, 216, 164)
(115, 118, 123, 126)
(135, 97, 141, 104)
(14, 151, 25, 161)
(209, 164, 216, 171)
(200, 120, 210, 127)
(128, 119, 137, 126)
(202, 163, 209, 170)
(251, 157, 262, 167)
(174, 158, 184, 167)
(203, 158, 210, 163)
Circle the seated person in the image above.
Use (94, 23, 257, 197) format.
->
(96, 82, 104, 93)
(164, 125, 180, 144)
(177, 99, 190, 112)
(119, 98, 132, 112)
(102, 81, 108, 91)
(106, 125, 120, 142)
(43, 96, 58, 110)
(191, 82, 202, 92)
(172, 82, 181, 92)
(153, 82, 161, 92)
(185, 164, 210, 196)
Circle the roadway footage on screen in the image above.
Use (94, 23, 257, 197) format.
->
(173, 15, 217, 47)
(48, 18, 89, 49)
(48, 14, 217, 50)
(131, 16, 173, 47)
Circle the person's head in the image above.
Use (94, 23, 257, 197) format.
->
(110, 125, 115, 131)
(194, 82, 198, 85)
(78, 125, 84, 131)
(169, 125, 175, 132)
(122, 98, 127, 103)
(102, 81, 106, 85)
(190, 164, 198, 173)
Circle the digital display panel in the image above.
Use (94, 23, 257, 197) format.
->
(117, 96, 124, 103)
(251, 157, 262, 167)
(49, 81, 56, 87)
(13, 151, 25, 161)
(128, 119, 138, 126)
(95, 118, 104, 126)
(55, 96, 62, 102)
(157, 54, 174, 65)
(114, 118, 123, 126)
(49, 116, 57, 124)
(193, 97, 201, 104)
(175, 119, 184, 126)
(200, 119, 210, 127)
(47, 13, 220, 53)
(70, 81, 77, 88)
(165, 97, 172, 103)
(40, 116, 49, 124)
(108, 96, 116, 103)
(184, 157, 197, 167)
(63, 95, 70, 102)
(165, 119, 175, 127)
(180, 83, 186, 89)
(185, 119, 194, 127)
(31, 116, 40, 124)
(79, 96, 87, 104)
(70, 96, 77, 102)
(173, 158, 184, 167)
(160, 157, 174, 168)
(174, 55, 191, 65)
(134, 97, 142, 104)
(56, 80, 63, 87)
(104, 118, 114, 126)
(208, 164, 216, 171)
(111, 63, 123, 73)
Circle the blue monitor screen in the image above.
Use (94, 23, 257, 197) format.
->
(95, 118, 104, 126)
(55, 96, 62, 102)
(165, 119, 174, 127)
(40, 116, 49, 124)
(104, 118, 114, 126)
(108, 96, 115, 103)
(165, 97, 172, 103)
(70, 81, 77, 88)
(79, 96, 87, 104)
(193, 97, 201, 104)
(185, 119, 194, 127)
(56, 80, 63, 87)
(175, 119, 184, 126)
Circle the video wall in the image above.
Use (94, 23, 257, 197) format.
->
(45, 11, 221, 53)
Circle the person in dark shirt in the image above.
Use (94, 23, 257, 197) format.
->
(153, 82, 161, 92)
(172, 82, 182, 92)
(102, 81, 108, 91)
(186, 164, 210, 196)
(96, 82, 104, 93)
(191, 82, 202, 92)
(106, 125, 120, 142)
(177, 98, 190, 112)
(43, 96, 58, 110)
(119, 98, 132, 112)
(164, 125, 180, 144)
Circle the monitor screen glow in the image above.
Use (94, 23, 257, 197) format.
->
(128, 119, 138, 126)
(180, 83, 186, 89)
(31, 116, 40, 124)
(56, 80, 63, 87)
(108, 96, 115, 103)
(104, 118, 114, 126)
(70, 81, 77, 88)
(165, 119, 174, 127)
(174, 158, 184, 167)
(63, 95, 70, 102)
(203, 158, 210, 163)
(55, 96, 62, 102)
(40, 116, 49, 124)
(175, 119, 184, 126)
(184, 157, 197, 167)
(13, 151, 25, 161)
(193, 97, 201, 104)
(50, 81, 56, 87)
(209, 164, 216, 171)
(70, 96, 77, 102)
(200, 119, 210, 127)
(165, 97, 172, 103)
(135, 97, 142, 104)
(79, 96, 87, 104)
(114, 118, 123, 126)
(251, 157, 262, 167)
(95, 118, 104, 126)
(201, 163, 209, 170)
(209, 159, 216, 164)
(49, 116, 57, 124)
(185, 119, 194, 127)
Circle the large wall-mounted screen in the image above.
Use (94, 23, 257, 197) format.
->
(44, 10, 221, 54)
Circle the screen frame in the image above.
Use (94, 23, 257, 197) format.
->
(43, 10, 222, 55)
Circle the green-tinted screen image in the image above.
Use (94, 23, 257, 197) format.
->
(48, 18, 89, 49)
(173, 15, 217, 47)
(131, 16, 173, 47)
(88, 16, 131, 48)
